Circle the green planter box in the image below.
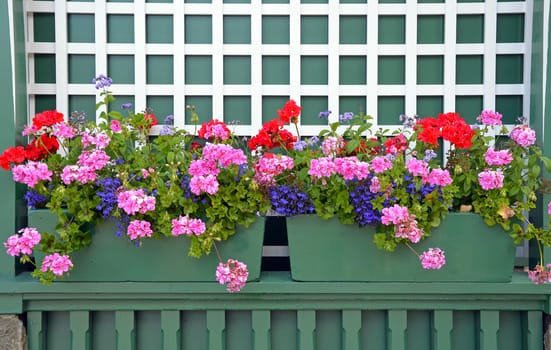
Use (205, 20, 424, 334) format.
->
(287, 213, 517, 282)
(28, 209, 265, 282)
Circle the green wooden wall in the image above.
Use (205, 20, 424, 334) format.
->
(2, 1, 551, 349)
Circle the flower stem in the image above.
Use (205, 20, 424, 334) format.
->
(537, 238, 543, 267)
(212, 241, 223, 263)
(404, 242, 419, 257)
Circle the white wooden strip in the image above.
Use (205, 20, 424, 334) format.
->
(250, 0, 262, 131)
(366, 0, 378, 124)
(144, 3, 174, 15)
(483, 0, 497, 110)
(442, 0, 457, 113)
(173, 0, 185, 128)
(289, 0, 300, 100)
(134, 0, 146, 113)
(95, 0, 107, 123)
(405, 0, 417, 117)
(327, 0, 339, 122)
(55, 0, 68, 120)
(212, 0, 223, 120)
(523, 0, 534, 121)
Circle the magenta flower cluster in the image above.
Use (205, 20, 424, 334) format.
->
(510, 124, 536, 147)
(476, 110, 503, 126)
(215, 258, 249, 292)
(484, 148, 513, 166)
(381, 204, 423, 244)
(127, 220, 153, 240)
(61, 149, 110, 185)
(419, 248, 446, 270)
(117, 189, 156, 215)
(171, 215, 206, 236)
(189, 143, 247, 195)
(253, 154, 294, 186)
(12, 161, 52, 188)
(478, 169, 504, 190)
(4, 227, 41, 256)
(41, 253, 73, 276)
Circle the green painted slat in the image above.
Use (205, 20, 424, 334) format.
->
(206, 310, 225, 350)
(27, 311, 45, 350)
(433, 310, 452, 350)
(0, 0, 16, 279)
(297, 310, 315, 350)
(251, 310, 271, 350)
(479, 310, 499, 350)
(70, 311, 90, 350)
(387, 310, 407, 350)
(115, 311, 135, 350)
(342, 310, 361, 350)
(525, 311, 542, 350)
(161, 310, 180, 350)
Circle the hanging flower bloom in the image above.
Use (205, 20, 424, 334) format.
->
(419, 248, 446, 269)
(127, 219, 153, 240)
(215, 259, 249, 292)
(41, 253, 73, 276)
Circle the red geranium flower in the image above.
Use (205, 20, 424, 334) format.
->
(439, 112, 474, 149)
(25, 134, 59, 161)
(277, 100, 301, 124)
(385, 134, 408, 155)
(32, 110, 64, 129)
(0, 146, 26, 170)
(415, 117, 442, 146)
(198, 119, 231, 142)
(144, 113, 158, 127)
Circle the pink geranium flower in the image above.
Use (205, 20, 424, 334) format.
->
(216, 259, 249, 292)
(419, 248, 446, 269)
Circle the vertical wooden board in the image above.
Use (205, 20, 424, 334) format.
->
(271, 311, 297, 350)
(182, 311, 207, 350)
(361, 310, 387, 350)
(161, 310, 180, 350)
(46, 312, 71, 350)
(479, 311, 499, 350)
(433, 310, 452, 350)
(524, 311, 542, 350)
(342, 310, 361, 350)
(251, 311, 271, 350)
(91, 311, 116, 350)
(387, 310, 407, 350)
(498, 311, 523, 350)
(226, 311, 252, 350)
(115, 311, 135, 350)
(206, 310, 226, 350)
(0, 0, 16, 279)
(136, 311, 161, 350)
(407, 311, 432, 350)
(27, 311, 45, 350)
(70, 311, 91, 350)
(316, 310, 342, 350)
(297, 310, 316, 350)
(451, 311, 478, 350)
